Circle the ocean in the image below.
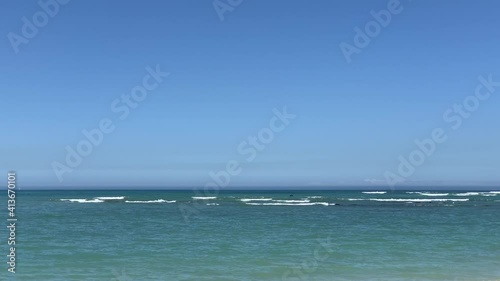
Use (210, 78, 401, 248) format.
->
(3, 190, 500, 280)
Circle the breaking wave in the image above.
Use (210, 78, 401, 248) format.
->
(125, 199, 176, 204)
(362, 191, 387, 194)
(60, 199, 104, 203)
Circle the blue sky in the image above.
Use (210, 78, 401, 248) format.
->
(1, 0, 499, 188)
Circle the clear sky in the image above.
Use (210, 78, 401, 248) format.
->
(1, 0, 499, 188)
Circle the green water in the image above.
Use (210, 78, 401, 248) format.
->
(2, 190, 500, 280)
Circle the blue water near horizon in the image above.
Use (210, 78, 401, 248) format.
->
(2, 190, 500, 280)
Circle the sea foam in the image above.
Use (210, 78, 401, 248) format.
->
(273, 199, 310, 203)
(348, 198, 469, 202)
(240, 198, 273, 202)
(245, 202, 333, 206)
(416, 192, 449, 196)
(60, 199, 104, 203)
(94, 196, 125, 200)
(454, 192, 480, 196)
(125, 199, 176, 204)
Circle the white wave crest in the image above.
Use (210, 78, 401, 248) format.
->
(417, 192, 449, 196)
(374, 198, 468, 202)
(125, 199, 176, 204)
(60, 199, 104, 203)
(481, 193, 496, 197)
(240, 198, 273, 202)
(94, 196, 125, 200)
(362, 191, 387, 194)
(348, 198, 469, 202)
(273, 199, 310, 203)
(480, 191, 499, 196)
(245, 202, 333, 206)
(454, 192, 480, 196)
(192, 197, 217, 200)
(348, 198, 468, 202)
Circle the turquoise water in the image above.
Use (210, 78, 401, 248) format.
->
(3, 190, 500, 280)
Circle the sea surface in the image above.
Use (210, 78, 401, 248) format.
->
(2, 190, 500, 281)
